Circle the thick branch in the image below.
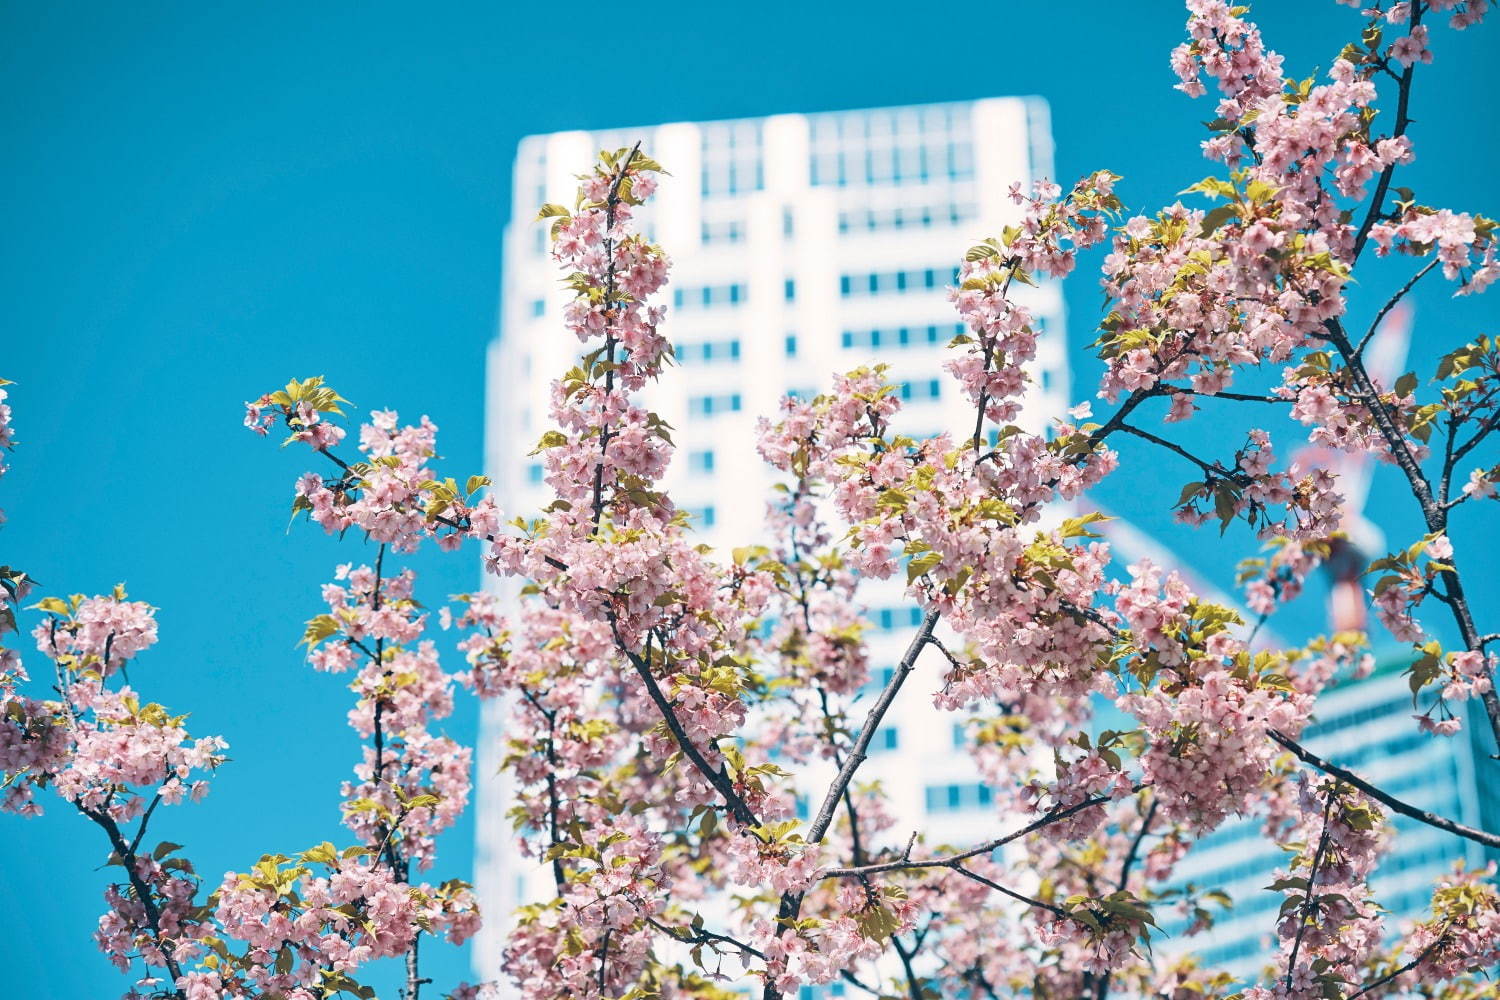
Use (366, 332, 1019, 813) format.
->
(1322, 319, 1500, 747)
(616, 628, 759, 829)
(78, 804, 186, 998)
(806, 609, 939, 845)
(1351, 6, 1421, 260)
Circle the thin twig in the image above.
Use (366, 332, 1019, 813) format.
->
(1355, 258, 1437, 358)
(1284, 789, 1337, 991)
(824, 788, 1140, 879)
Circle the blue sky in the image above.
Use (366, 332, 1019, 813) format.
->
(1, 2, 1496, 996)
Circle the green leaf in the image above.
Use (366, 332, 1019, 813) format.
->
(30, 596, 71, 616)
(853, 903, 902, 944)
(1199, 203, 1238, 236)
(529, 430, 569, 456)
(299, 614, 341, 650)
(906, 551, 942, 583)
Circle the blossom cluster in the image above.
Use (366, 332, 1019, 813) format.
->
(7, 3, 1500, 998)
(2, 592, 227, 822)
(1246, 780, 1388, 1000)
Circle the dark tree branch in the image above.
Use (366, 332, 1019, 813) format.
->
(589, 142, 642, 535)
(825, 788, 1136, 879)
(1272, 731, 1500, 848)
(951, 863, 1071, 920)
(77, 804, 186, 999)
(806, 609, 939, 845)
(1351, 5, 1422, 260)
(1321, 319, 1500, 748)
(1355, 258, 1437, 358)
(1349, 935, 1445, 999)
(613, 623, 760, 829)
(1284, 789, 1337, 992)
(1116, 422, 1250, 483)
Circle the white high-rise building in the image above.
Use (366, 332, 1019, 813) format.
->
(476, 97, 1070, 981)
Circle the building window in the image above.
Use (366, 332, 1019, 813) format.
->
(841, 323, 963, 352)
(952, 722, 967, 749)
(872, 606, 924, 631)
(678, 338, 742, 364)
(809, 103, 976, 189)
(784, 278, 796, 302)
(689, 449, 716, 474)
(783, 207, 795, 238)
(840, 203, 990, 235)
(872, 728, 899, 753)
(897, 379, 942, 402)
(784, 333, 798, 358)
(527, 462, 544, 485)
(924, 782, 994, 813)
(701, 119, 765, 199)
(860, 666, 897, 698)
(838, 266, 958, 299)
(529, 298, 546, 318)
(688, 505, 717, 528)
(688, 393, 743, 417)
(701, 218, 744, 245)
(674, 283, 746, 311)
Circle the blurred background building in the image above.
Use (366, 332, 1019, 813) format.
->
(478, 96, 1067, 981)
(479, 99, 1499, 991)
(1160, 656, 1499, 980)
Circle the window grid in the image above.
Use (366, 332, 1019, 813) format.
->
(688, 393, 744, 417)
(677, 338, 742, 364)
(701, 120, 765, 198)
(700, 218, 744, 245)
(842, 323, 964, 351)
(897, 378, 943, 403)
(809, 104, 975, 188)
(838, 201, 978, 234)
(872, 606, 925, 631)
(924, 782, 994, 813)
(674, 283, 746, 310)
(839, 266, 958, 298)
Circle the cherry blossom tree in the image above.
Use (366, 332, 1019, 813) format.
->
(4, 2, 1500, 999)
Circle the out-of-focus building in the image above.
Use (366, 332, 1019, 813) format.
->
(477, 97, 1069, 981)
(1160, 653, 1499, 980)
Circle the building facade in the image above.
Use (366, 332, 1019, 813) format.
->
(477, 97, 1069, 980)
(1160, 655, 1498, 980)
